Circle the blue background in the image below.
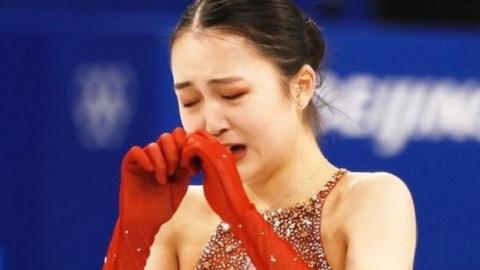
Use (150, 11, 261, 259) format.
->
(0, 0, 479, 269)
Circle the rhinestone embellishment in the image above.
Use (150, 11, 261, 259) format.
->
(195, 169, 347, 270)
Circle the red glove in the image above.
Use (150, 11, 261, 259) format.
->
(103, 127, 194, 270)
(181, 130, 311, 270)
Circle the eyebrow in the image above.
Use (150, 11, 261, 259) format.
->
(174, 76, 244, 90)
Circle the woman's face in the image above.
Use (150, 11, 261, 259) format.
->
(171, 30, 303, 184)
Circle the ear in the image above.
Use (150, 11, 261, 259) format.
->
(289, 64, 316, 109)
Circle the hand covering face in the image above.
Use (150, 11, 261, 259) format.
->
(182, 130, 310, 270)
(103, 129, 310, 270)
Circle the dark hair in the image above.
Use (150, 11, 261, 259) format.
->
(170, 0, 327, 135)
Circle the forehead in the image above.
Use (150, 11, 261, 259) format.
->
(170, 29, 277, 84)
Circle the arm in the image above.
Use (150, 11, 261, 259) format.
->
(103, 128, 192, 270)
(342, 173, 417, 270)
(181, 131, 311, 270)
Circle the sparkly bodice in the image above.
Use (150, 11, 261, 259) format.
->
(195, 169, 348, 270)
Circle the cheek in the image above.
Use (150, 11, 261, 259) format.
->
(244, 100, 297, 158)
(240, 103, 291, 149)
(179, 110, 201, 133)
(244, 96, 293, 133)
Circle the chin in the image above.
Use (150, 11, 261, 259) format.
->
(237, 170, 262, 185)
(235, 164, 253, 184)
(234, 153, 262, 185)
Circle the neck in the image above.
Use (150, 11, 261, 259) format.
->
(243, 129, 337, 211)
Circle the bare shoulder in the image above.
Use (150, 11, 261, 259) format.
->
(175, 185, 209, 217)
(340, 171, 413, 204)
(335, 171, 417, 269)
(162, 184, 212, 234)
(146, 185, 216, 270)
(341, 171, 412, 198)
(338, 171, 415, 222)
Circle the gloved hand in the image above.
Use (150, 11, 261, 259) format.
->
(103, 127, 195, 270)
(181, 130, 311, 270)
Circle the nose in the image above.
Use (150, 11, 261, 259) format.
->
(203, 102, 229, 137)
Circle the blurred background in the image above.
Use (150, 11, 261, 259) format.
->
(0, 0, 479, 269)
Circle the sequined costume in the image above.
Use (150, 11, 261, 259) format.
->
(195, 169, 347, 270)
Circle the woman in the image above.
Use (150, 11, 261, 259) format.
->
(103, 0, 417, 269)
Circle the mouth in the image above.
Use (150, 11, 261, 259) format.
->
(226, 144, 247, 161)
(228, 144, 246, 152)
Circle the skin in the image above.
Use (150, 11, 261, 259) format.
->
(145, 29, 417, 270)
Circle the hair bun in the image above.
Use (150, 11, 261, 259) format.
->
(304, 17, 325, 70)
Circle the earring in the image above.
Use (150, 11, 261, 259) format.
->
(295, 98, 308, 110)
(291, 85, 306, 110)
(298, 100, 308, 110)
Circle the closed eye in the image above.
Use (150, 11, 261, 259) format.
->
(182, 92, 246, 107)
(182, 101, 198, 108)
(222, 93, 245, 100)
